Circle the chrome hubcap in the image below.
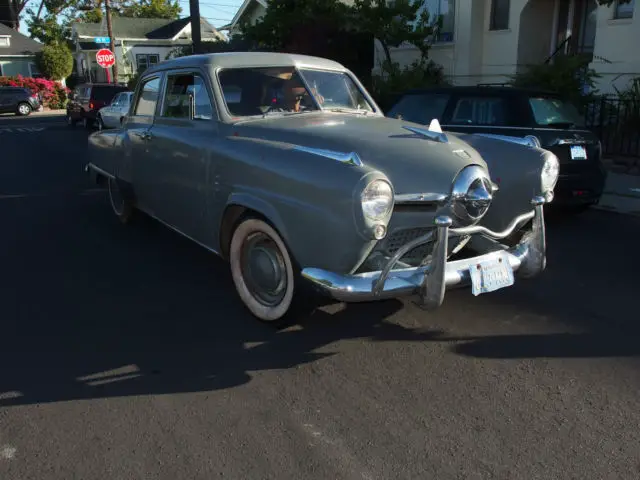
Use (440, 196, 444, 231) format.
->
(241, 232, 287, 306)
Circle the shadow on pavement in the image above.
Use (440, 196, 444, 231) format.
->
(0, 192, 638, 408)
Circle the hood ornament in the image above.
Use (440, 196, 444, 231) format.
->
(403, 118, 448, 143)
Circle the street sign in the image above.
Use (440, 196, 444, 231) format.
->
(94, 36, 110, 44)
(96, 49, 115, 68)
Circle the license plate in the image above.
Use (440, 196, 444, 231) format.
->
(570, 145, 587, 160)
(469, 253, 514, 296)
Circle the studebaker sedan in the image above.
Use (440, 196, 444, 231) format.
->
(85, 52, 559, 324)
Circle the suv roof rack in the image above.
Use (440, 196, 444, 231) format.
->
(476, 83, 512, 87)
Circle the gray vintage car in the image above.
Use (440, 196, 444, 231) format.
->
(85, 52, 559, 323)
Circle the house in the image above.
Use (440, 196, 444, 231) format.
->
(0, 22, 43, 78)
(71, 16, 225, 83)
(377, 0, 639, 95)
(223, 0, 638, 95)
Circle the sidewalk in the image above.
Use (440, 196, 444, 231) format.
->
(594, 171, 640, 217)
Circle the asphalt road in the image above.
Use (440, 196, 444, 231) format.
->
(1, 113, 640, 480)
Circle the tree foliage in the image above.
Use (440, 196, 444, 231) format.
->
(36, 42, 73, 79)
(239, 0, 439, 66)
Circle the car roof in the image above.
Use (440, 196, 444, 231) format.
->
(400, 85, 560, 97)
(143, 51, 348, 76)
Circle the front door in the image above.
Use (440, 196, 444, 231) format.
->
(126, 74, 163, 216)
(144, 69, 218, 245)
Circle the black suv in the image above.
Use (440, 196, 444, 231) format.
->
(0, 86, 42, 116)
(66, 83, 129, 129)
(387, 86, 607, 211)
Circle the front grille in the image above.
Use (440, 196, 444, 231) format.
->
(383, 227, 434, 262)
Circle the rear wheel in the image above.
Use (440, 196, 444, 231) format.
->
(107, 177, 134, 224)
(229, 218, 297, 324)
(16, 102, 32, 116)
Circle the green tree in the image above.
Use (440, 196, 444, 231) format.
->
(121, 0, 180, 19)
(35, 42, 74, 79)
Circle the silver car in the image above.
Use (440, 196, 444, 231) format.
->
(85, 52, 559, 324)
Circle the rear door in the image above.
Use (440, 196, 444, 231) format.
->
(127, 74, 163, 216)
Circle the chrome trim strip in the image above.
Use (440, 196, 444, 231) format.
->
(86, 163, 115, 180)
(394, 192, 448, 204)
(403, 125, 449, 143)
(473, 133, 539, 148)
(301, 195, 547, 306)
(292, 145, 364, 167)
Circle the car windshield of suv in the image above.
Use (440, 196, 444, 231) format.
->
(217, 66, 373, 118)
(528, 96, 585, 128)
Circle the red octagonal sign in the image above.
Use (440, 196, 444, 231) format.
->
(96, 48, 115, 68)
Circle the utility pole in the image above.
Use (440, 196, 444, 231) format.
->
(189, 0, 202, 54)
(105, 0, 118, 83)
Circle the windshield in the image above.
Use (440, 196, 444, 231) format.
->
(217, 66, 373, 118)
(298, 68, 374, 113)
(528, 96, 585, 127)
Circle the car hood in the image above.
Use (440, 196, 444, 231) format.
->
(231, 113, 488, 195)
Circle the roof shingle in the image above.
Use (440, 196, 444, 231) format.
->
(0, 23, 43, 56)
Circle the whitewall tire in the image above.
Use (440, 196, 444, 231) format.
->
(229, 218, 296, 323)
(108, 177, 134, 224)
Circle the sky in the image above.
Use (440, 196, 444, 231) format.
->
(17, 0, 245, 37)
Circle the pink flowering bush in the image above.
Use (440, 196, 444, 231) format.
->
(0, 75, 70, 109)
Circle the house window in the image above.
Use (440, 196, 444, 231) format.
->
(0, 36, 10, 47)
(415, 0, 455, 42)
(490, 0, 510, 30)
(136, 54, 160, 73)
(614, 0, 635, 19)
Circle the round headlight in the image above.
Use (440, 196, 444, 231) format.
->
(541, 152, 560, 193)
(361, 179, 393, 220)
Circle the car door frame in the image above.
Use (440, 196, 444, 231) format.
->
(148, 66, 220, 245)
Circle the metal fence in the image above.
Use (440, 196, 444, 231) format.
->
(583, 95, 640, 160)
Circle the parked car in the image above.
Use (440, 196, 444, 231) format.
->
(96, 91, 133, 130)
(0, 86, 41, 116)
(66, 83, 129, 129)
(85, 53, 557, 324)
(386, 86, 606, 212)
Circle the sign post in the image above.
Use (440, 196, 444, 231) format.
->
(96, 48, 116, 83)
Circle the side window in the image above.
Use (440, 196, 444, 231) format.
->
(449, 96, 509, 126)
(161, 72, 213, 120)
(387, 93, 451, 125)
(134, 77, 161, 117)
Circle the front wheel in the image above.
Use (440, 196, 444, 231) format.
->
(16, 102, 32, 116)
(107, 177, 134, 224)
(229, 218, 297, 323)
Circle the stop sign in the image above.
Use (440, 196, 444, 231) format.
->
(96, 49, 115, 68)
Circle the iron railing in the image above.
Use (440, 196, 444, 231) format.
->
(583, 95, 640, 160)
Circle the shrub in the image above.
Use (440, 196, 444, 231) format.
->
(35, 43, 74, 81)
(371, 58, 449, 112)
(0, 74, 70, 109)
(510, 54, 600, 111)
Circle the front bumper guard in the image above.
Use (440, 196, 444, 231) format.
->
(301, 195, 547, 309)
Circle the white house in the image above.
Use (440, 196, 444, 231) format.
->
(71, 16, 225, 83)
(377, 0, 639, 94)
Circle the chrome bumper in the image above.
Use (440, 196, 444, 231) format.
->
(301, 196, 547, 309)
